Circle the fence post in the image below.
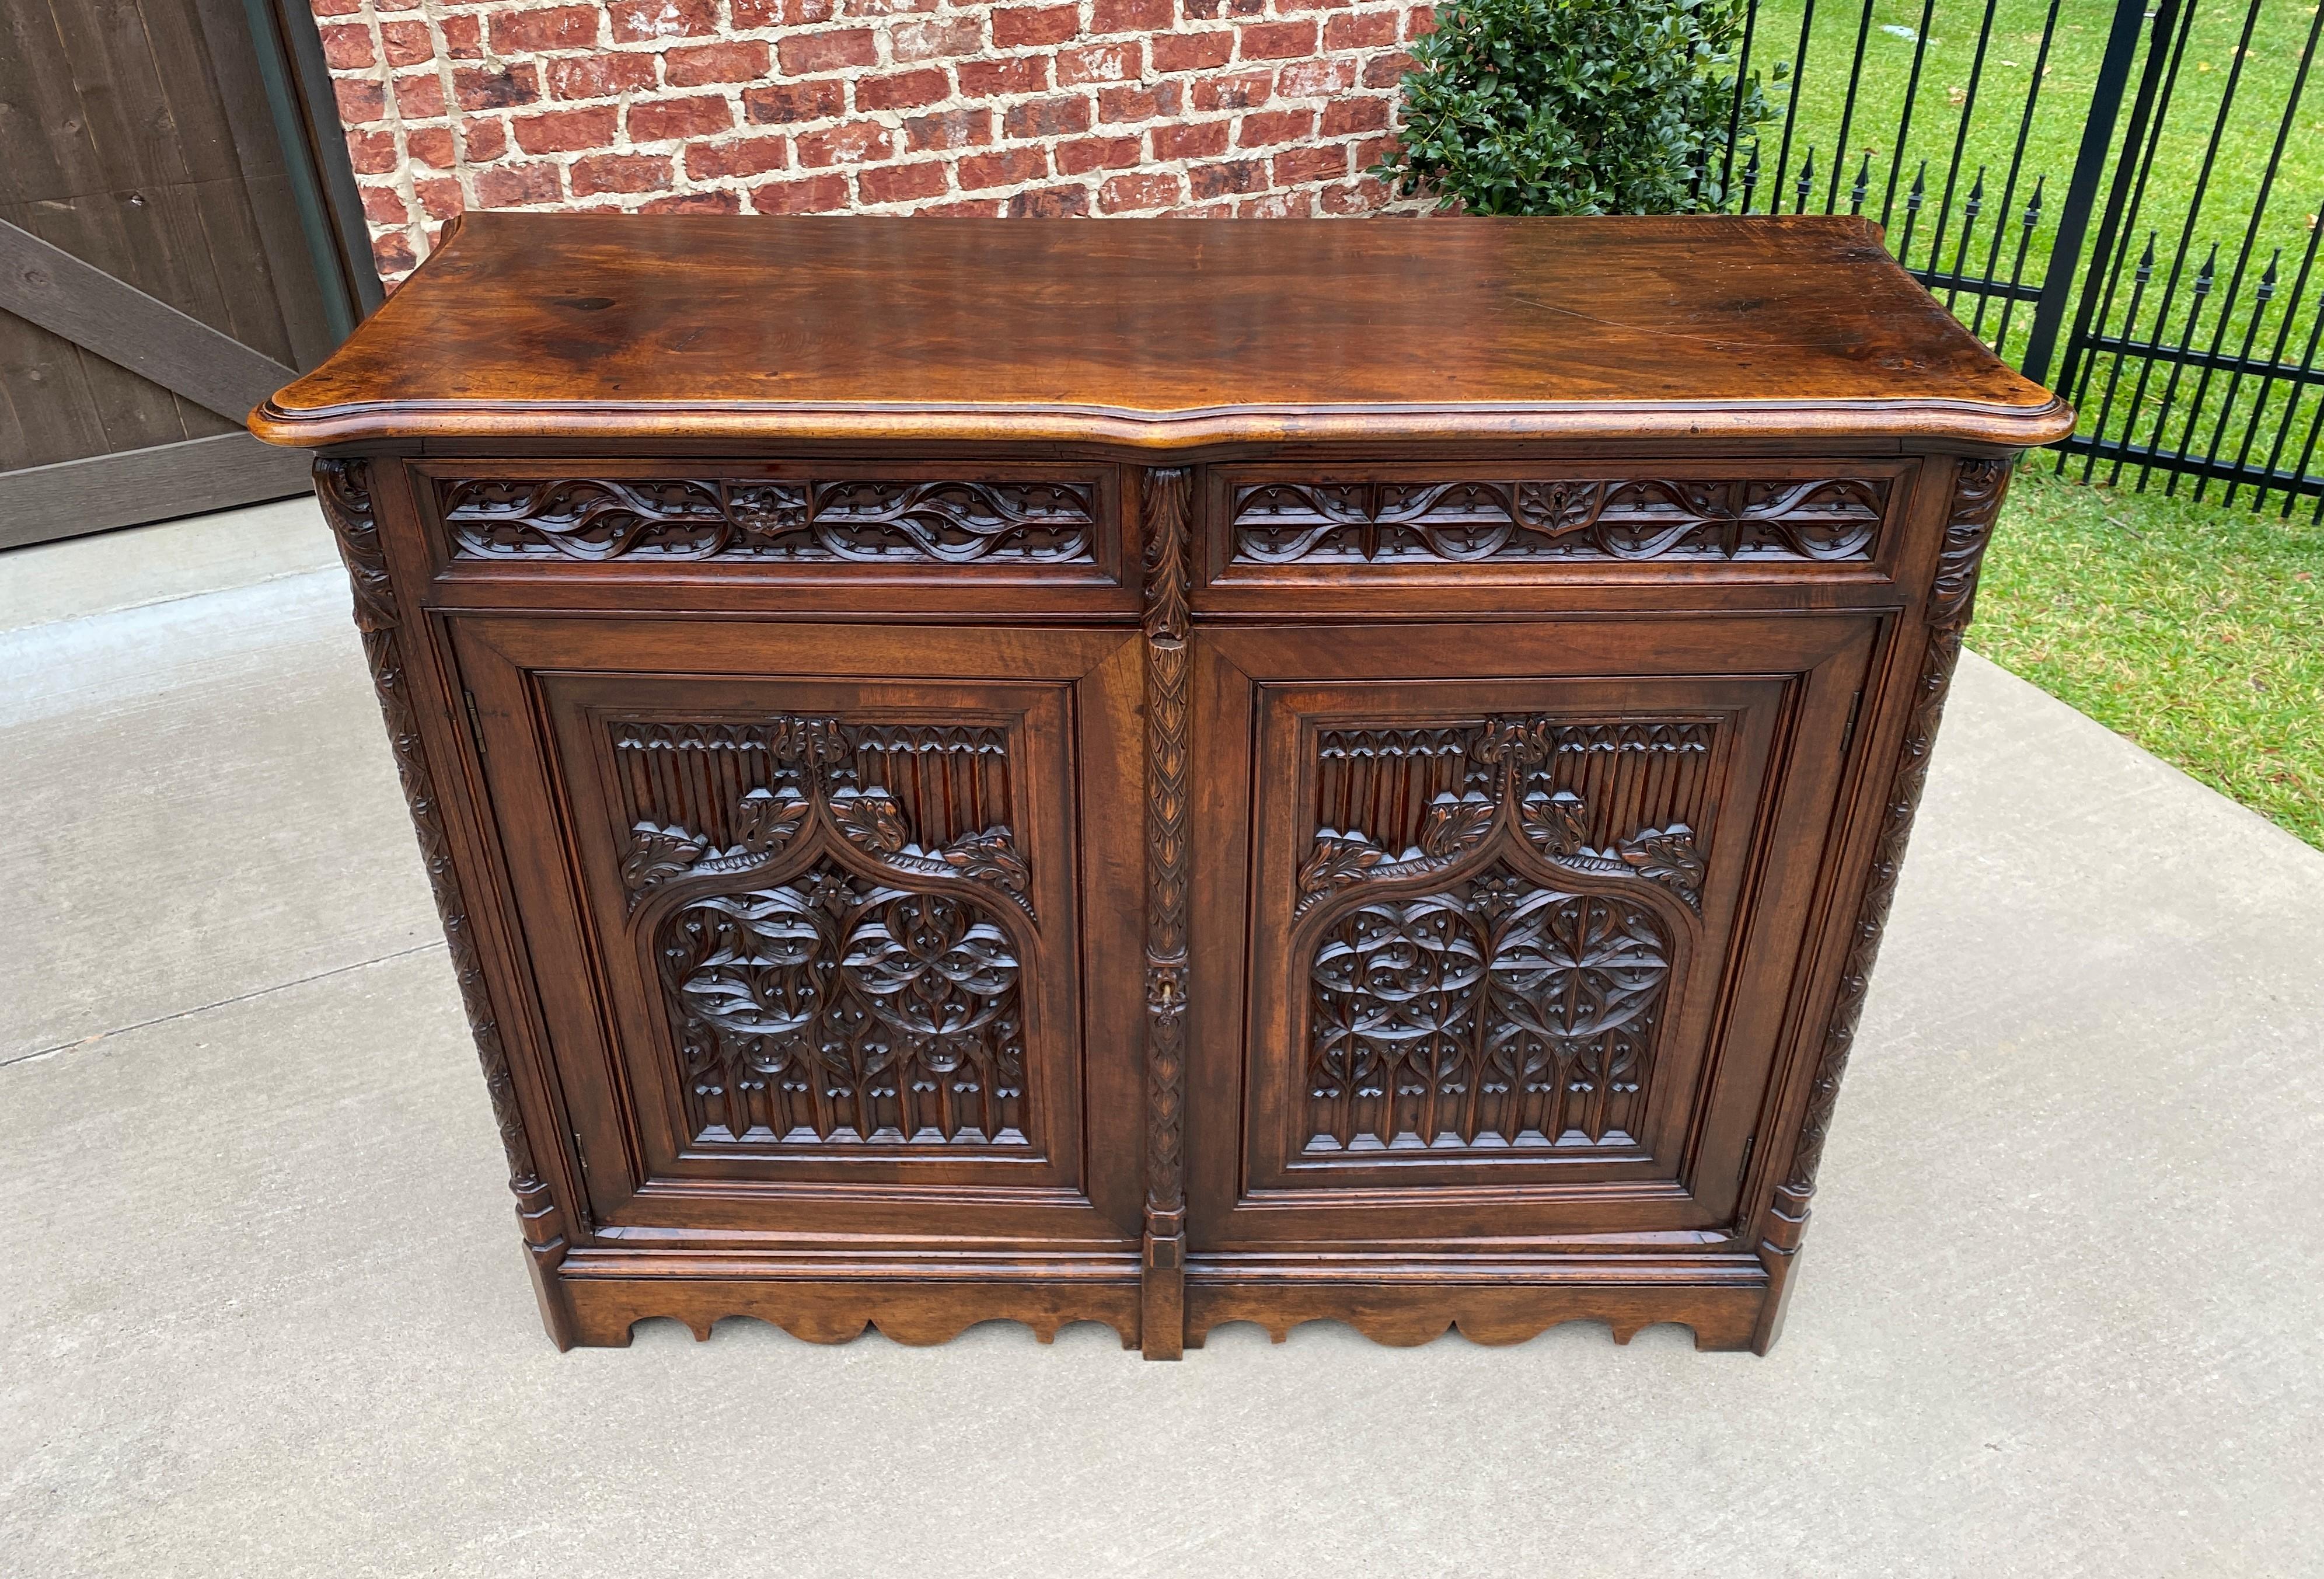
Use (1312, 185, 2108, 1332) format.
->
(2019, 0, 2156, 388)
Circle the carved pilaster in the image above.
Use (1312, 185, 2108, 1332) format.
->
(1139, 466, 1192, 1360)
(1756, 456, 2011, 1334)
(314, 459, 573, 1314)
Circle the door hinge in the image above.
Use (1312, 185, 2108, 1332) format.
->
(462, 689, 488, 757)
(1736, 1134, 1756, 1185)
(1838, 688, 1866, 759)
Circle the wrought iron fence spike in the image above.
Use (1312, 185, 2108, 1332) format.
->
(1718, 0, 2324, 504)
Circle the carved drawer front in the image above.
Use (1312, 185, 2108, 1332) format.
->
(451, 621, 1144, 1249)
(1203, 461, 1914, 594)
(1186, 617, 1878, 1250)
(417, 461, 1130, 604)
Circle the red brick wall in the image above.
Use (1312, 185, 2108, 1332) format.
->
(311, 0, 1432, 285)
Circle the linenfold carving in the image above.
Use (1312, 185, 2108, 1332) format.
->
(1231, 476, 1887, 564)
(442, 476, 1097, 562)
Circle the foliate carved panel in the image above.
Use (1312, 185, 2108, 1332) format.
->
(1290, 711, 1712, 1160)
(608, 710, 1041, 1149)
(1230, 476, 1887, 564)
(442, 476, 1097, 562)
(661, 863, 1027, 1146)
(1308, 866, 1671, 1154)
(1299, 716, 1717, 918)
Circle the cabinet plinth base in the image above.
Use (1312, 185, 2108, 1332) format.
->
(1184, 1280, 1768, 1353)
(550, 1274, 1143, 1352)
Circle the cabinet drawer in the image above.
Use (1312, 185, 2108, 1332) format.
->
(411, 459, 1135, 614)
(1200, 459, 1918, 604)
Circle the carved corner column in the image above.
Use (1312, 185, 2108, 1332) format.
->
(1139, 468, 1192, 1360)
(1751, 456, 2011, 1353)
(313, 458, 580, 1348)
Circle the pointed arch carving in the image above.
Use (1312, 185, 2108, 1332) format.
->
(613, 714, 1039, 1149)
(1289, 713, 1714, 1159)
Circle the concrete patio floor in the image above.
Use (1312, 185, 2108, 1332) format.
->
(4, 499, 2320, 1577)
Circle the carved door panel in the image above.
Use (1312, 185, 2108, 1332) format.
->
(449, 619, 1145, 1252)
(1186, 616, 1881, 1252)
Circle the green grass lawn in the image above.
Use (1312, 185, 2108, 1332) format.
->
(1720, 1, 2323, 843)
(1971, 461, 2324, 846)
(1740, 0, 2324, 476)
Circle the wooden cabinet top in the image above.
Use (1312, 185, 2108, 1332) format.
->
(253, 212, 2072, 452)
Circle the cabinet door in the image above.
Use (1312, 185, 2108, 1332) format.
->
(451, 618, 1145, 1252)
(1187, 615, 1880, 1252)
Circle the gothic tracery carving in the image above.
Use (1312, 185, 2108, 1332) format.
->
(615, 712, 1039, 1148)
(1307, 869, 1672, 1153)
(1291, 712, 1712, 1160)
(660, 865, 1027, 1146)
(1297, 716, 1713, 916)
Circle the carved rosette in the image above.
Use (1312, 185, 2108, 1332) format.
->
(312, 459, 557, 1239)
(441, 476, 1098, 562)
(1231, 476, 1889, 564)
(1766, 456, 2013, 1248)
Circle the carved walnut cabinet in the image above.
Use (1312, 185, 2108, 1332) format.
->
(252, 213, 2072, 1356)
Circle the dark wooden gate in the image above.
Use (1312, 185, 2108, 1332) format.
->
(1, 0, 378, 550)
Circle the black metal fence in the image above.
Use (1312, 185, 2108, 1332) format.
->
(1712, 0, 2324, 517)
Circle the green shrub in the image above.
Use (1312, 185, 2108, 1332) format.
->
(1379, 0, 1773, 217)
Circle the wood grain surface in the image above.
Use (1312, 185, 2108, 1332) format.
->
(268, 218, 2064, 1356)
(252, 212, 2074, 450)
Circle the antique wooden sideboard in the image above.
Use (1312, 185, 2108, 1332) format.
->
(252, 213, 2071, 1355)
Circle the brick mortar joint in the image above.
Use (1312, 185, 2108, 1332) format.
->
(312, 0, 1431, 272)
